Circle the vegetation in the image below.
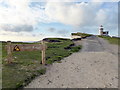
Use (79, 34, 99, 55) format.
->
(0, 43, 2, 89)
(45, 38, 82, 64)
(2, 38, 82, 89)
(98, 35, 120, 46)
(71, 32, 93, 38)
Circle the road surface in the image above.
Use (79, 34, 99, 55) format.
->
(25, 36, 118, 88)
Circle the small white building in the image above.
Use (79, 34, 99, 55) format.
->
(99, 25, 109, 36)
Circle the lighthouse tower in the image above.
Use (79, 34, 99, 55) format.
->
(99, 25, 104, 35)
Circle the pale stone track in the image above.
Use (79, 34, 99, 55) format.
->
(25, 36, 118, 88)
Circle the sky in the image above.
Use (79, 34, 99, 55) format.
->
(0, 0, 119, 42)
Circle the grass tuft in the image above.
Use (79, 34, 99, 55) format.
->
(98, 35, 120, 46)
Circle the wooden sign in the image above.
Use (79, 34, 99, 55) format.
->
(6, 41, 47, 65)
(11, 44, 43, 51)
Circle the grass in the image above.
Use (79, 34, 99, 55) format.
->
(71, 32, 93, 38)
(98, 35, 120, 46)
(45, 38, 82, 64)
(0, 43, 2, 89)
(2, 38, 82, 89)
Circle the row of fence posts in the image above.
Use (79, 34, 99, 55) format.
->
(7, 40, 46, 65)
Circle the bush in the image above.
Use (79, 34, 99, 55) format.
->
(71, 45, 82, 52)
(37, 68, 46, 75)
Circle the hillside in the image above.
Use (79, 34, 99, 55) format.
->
(2, 38, 82, 89)
(98, 35, 120, 46)
(71, 32, 93, 38)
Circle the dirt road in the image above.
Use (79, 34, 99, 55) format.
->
(25, 36, 118, 88)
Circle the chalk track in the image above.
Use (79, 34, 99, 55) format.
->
(25, 36, 118, 88)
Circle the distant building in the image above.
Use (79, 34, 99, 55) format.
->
(99, 25, 109, 36)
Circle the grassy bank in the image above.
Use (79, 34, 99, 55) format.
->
(98, 35, 120, 46)
(71, 32, 93, 38)
(2, 38, 82, 89)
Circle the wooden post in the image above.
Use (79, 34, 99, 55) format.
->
(7, 41, 12, 63)
(41, 40, 46, 65)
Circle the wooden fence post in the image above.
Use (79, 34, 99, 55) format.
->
(7, 41, 12, 64)
(41, 40, 46, 65)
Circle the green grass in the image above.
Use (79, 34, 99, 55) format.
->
(0, 43, 2, 89)
(45, 38, 82, 64)
(2, 50, 45, 89)
(71, 32, 93, 38)
(98, 35, 120, 46)
(2, 38, 82, 89)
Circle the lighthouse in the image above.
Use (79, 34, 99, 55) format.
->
(99, 25, 109, 36)
(99, 25, 104, 35)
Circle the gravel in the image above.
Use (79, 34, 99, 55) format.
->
(25, 36, 118, 88)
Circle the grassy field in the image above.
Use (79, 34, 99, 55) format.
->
(98, 35, 120, 46)
(0, 43, 2, 89)
(71, 32, 93, 38)
(2, 38, 82, 89)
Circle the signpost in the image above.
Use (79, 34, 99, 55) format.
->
(7, 41, 12, 64)
(41, 41, 46, 65)
(6, 41, 47, 64)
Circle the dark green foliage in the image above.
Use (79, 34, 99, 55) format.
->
(37, 68, 46, 75)
(71, 45, 82, 52)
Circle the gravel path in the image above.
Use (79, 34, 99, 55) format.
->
(25, 36, 118, 88)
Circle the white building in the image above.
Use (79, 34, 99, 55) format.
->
(99, 25, 109, 36)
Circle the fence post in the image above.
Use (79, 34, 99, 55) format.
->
(41, 40, 46, 65)
(7, 41, 12, 64)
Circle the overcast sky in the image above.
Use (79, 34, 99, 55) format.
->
(0, 0, 119, 41)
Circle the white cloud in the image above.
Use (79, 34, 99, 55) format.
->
(0, 0, 46, 31)
(0, 30, 44, 41)
(0, 1, 117, 29)
(45, 2, 117, 27)
(44, 2, 118, 37)
(95, 9, 108, 25)
(30, 0, 119, 2)
(0, 1, 118, 41)
(0, 1, 50, 33)
(45, 2, 92, 26)
(91, 0, 119, 2)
